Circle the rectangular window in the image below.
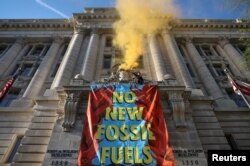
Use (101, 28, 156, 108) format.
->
(31, 45, 44, 56)
(227, 90, 248, 107)
(178, 45, 185, 57)
(41, 45, 50, 57)
(6, 136, 23, 163)
(138, 56, 144, 69)
(201, 45, 213, 56)
(20, 64, 33, 77)
(0, 44, 8, 58)
(195, 45, 204, 57)
(61, 44, 68, 57)
(214, 66, 226, 76)
(105, 37, 113, 47)
(0, 89, 20, 107)
(103, 54, 112, 69)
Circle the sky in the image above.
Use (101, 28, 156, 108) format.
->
(0, 0, 243, 19)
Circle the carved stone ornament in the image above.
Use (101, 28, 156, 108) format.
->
(168, 91, 187, 128)
(62, 92, 80, 132)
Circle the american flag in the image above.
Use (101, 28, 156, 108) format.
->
(0, 78, 15, 101)
(0, 67, 22, 101)
(227, 74, 250, 96)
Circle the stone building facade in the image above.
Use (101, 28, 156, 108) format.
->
(0, 8, 249, 166)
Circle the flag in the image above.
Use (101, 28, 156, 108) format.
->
(226, 73, 250, 96)
(77, 83, 175, 166)
(0, 78, 15, 101)
(0, 67, 22, 101)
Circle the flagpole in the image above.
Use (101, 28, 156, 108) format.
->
(238, 89, 250, 109)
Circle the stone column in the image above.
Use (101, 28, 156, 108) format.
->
(23, 38, 64, 99)
(215, 44, 243, 78)
(2, 44, 30, 78)
(162, 31, 195, 89)
(81, 30, 100, 81)
(0, 38, 24, 77)
(219, 38, 250, 78)
(51, 30, 84, 89)
(148, 34, 167, 81)
(184, 38, 224, 100)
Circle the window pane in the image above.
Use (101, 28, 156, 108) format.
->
(105, 37, 113, 47)
(227, 91, 248, 107)
(103, 54, 112, 69)
(20, 65, 32, 76)
(0, 90, 20, 107)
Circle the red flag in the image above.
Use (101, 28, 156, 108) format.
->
(227, 73, 250, 96)
(0, 67, 22, 101)
(0, 78, 14, 101)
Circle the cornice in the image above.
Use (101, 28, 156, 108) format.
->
(0, 19, 74, 31)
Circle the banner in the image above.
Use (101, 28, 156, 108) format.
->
(78, 84, 175, 166)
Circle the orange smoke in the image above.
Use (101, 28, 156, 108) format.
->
(113, 0, 179, 70)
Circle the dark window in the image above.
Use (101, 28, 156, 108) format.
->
(186, 63, 195, 77)
(0, 89, 20, 107)
(61, 44, 68, 57)
(31, 45, 44, 56)
(6, 136, 23, 163)
(105, 37, 113, 47)
(41, 45, 50, 57)
(195, 45, 204, 57)
(201, 45, 213, 56)
(103, 54, 112, 69)
(0, 44, 8, 58)
(207, 65, 216, 77)
(212, 45, 221, 56)
(214, 66, 226, 76)
(20, 65, 32, 77)
(24, 45, 32, 56)
(227, 90, 248, 107)
(178, 45, 185, 57)
(51, 63, 60, 77)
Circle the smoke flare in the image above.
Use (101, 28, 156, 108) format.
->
(113, 0, 179, 70)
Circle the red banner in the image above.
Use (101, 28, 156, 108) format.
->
(78, 84, 175, 166)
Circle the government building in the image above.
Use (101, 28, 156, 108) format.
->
(0, 8, 249, 166)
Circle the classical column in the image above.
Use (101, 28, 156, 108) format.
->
(2, 44, 30, 78)
(215, 44, 243, 78)
(219, 38, 250, 78)
(184, 37, 224, 100)
(51, 30, 84, 89)
(162, 31, 195, 89)
(22, 38, 64, 99)
(0, 38, 24, 77)
(148, 34, 167, 81)
(81, 30, 100, 81)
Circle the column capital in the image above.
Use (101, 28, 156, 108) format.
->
(15, 38, 25, 45)
(218, 36, 230, 48)
(74, 27, 86, 35)
(53, 37, 64, 44)
(181, 36, 193, 45)
(90, 28, 100, 35)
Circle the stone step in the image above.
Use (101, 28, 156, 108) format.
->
(28, 123, 54, 130)
(25, 130, 52, 137)
(21, 137, 50, 145)
(18, 145, 48, 153)
(13, 153, 45, 163)
(31, 117, 56, 123)
(0, 122, 29, 128)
